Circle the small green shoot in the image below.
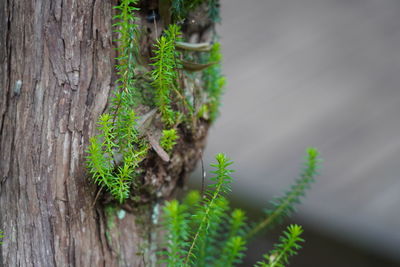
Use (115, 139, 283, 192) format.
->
(151, 24, 182, 126)
(160, 129, 179, 153)
(254, 225, 304, 267)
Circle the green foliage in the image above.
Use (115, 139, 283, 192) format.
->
(87, 2, 315, 266)
(208, 0, 221, 22)
(161, 200, 190, 266)
(160, 149, 320, 266)
(160, 128, 179, 152)
(159, 153, 240, 267)
(247, 148, 320, 238)
(193, 196, 230, 266)
(113, 0, 139, 54)
(217, 236, 247, 266)
(213, 209, 247, 266)
(255, 225, 304, 267)
(171, 0, 221, 23)
(184, 153, 233, 265)
(85, 0, 225, 206)
(113, 0, 141, 106)
(171, 0, 205, 22)
(86, 0, 148, 203)
(86, 112, 148, 203)
(203, 43, 226, 121)
(0, 230, 3, 244)
(183, 190, 202, 208)
(87, 0, 224, 203)
(151, 24, 182, 126)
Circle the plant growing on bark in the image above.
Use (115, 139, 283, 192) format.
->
(86, 0, 148, 203)
(150, 24, 182, 126)
(85, 1, 320, 266)
(86, 0, 225, 203)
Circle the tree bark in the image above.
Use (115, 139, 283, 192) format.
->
(0, 0, 129, 265)
(0, 0, 214, 266)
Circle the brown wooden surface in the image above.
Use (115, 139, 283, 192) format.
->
(0, 1, 148, 266)
(199, 0, 400, 261)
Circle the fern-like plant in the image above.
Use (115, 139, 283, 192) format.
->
(151, 24, 182, 126)
(87, 0, 226, 203)
(86, 111, 148, 203)
(85, 3, 320, 266)
(247, 148, 320, 238)
(213, 209, 247, 266)
(86, 0, 148, 203)
(160, 148, 320, 266)
(0, 230, 4, 244)
(86, 4, 316, 265)
(161, 200, 190, 266)
(160, 128, 179, 153)
(202, 42, 226, 121)
(255, 225, 304, 267)
(183, 153, 233, 265)
(113, 0, 141, 107)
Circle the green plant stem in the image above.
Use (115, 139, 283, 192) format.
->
(246, 187, 301, 239)
(184, 183, 222, 265)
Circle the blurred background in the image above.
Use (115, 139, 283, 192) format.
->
(189, 0, 400, 266)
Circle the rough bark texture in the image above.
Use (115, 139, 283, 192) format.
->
(0, 0, 212, 266)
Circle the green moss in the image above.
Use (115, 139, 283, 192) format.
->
(104, 205, 118, 244)
(105, 205, 118, 230)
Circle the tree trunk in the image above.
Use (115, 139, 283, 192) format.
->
(0, 0, 215, 266)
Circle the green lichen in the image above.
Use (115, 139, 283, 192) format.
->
(105, 205, 117, 229)
(117, 209, 127, 220)
(105, 205, 118, 244)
